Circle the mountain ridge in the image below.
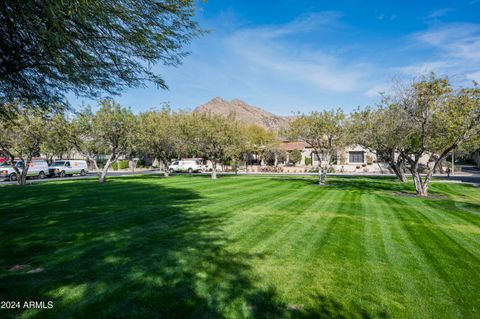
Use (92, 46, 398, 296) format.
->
(193, 97, 293, 131)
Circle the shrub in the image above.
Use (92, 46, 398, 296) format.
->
(289, 150, 302, 165)
(136, 159, 146, 168)
(366, 155, 374, 165)
(305, 157, 312, 166)
(113, 160, 129, 170)
(120, 160, 129, 170)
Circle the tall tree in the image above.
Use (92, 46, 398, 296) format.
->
(137, 107, 185, 177)
(182, 112, 243, 179)
(0, 0, 203, 114)
(350, 106, 408, 182)
(289, 149, 302, 166)
(41, 112, 73, 164)
(243, 125, 279, 166)
(70, 100, 136, 183)
(287, 109, 346, 184)
(391, 75, 480, 196)
(0, 103, 49, 185)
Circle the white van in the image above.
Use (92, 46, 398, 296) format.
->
(49, 160, 88, 177)
(0, 160, 49, 181)
(168, 159, 205, 173)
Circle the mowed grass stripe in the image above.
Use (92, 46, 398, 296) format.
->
(396, 196, 480, 316)
(379, 195, 467, 318)
(359, 192, 396, 315)
(385, 195, 477, 318)
(257, 185, 338, 256)
(415, 198, 480, 262)
(370, 195, 436, 317)
(217, 180, 318, 247)
(243, 183, 331, 254)
(197, 177, 295, 214)
(274, 189, 351, 303)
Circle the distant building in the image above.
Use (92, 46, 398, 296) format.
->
(279, 141, 392, 173)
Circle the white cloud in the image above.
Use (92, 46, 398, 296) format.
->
(466, 71, 480, 82)
(394, 61, 452, 76)
(242, 12, 341, 40)
(224, 13, 370, 93)
(426, 8, 454, 19)
(395, 23, 480, 85)
(415, 23, 480, 61)
(365, 84, 390, 98)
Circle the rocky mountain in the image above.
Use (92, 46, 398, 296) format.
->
(193, 97, 293, 132)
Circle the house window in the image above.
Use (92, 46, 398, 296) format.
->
(312, 152, 319, 161)
(349, 151, 364, 163)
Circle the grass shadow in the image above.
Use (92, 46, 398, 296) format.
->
(0, 176, 285, 318)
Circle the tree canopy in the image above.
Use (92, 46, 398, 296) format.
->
(0, 0, 203, 113)
(350, 105, 408, 182)
(0, 103, 51, 185)
(70, 100, 136, 183)
(137, 106, 186, 176)
(287, 109, 346, 184)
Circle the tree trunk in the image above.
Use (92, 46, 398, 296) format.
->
(318, 163, 326, 185)
(99, 154, 116, 183)
(18, 168, 28, 186)
(211, 161, 217, 179)
(411, 170, 429, 196)
(16, 157, 32, 186)
(320, 169, 326, 184)
(389, 161, 407, 183)
(90, 158, 100, 176)
(162, 159, 170, 177)
(411, 147, 454, 197)
(99, 167, 109, 183)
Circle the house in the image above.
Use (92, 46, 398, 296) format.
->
(279, 141, 389, 173)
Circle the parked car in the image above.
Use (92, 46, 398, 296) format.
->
(0, 160, 49, 181)
(168, 159, 205, 173)
(49, 160, 88, 177)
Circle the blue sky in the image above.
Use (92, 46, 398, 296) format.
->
(69, 0, 480, 115)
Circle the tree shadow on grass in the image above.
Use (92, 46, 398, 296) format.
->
(0, 177, 285, 318)
(0, 176, 392, 318)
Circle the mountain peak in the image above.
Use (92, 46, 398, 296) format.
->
(193, 97, 292, 131)
(209, 97, 228, 104)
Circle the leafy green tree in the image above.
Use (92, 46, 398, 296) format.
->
(0, 103, 49, 185)
(69, 100, 136, 183)
(264, 147, 286, 166)
(137, 106, 185, 177)
(287, 109, 346, 184)
(289, 149, 302, 165)
(243, 125, 279, 166)
(182, 112, 243, 179)
(390, 74, 480, 196)
(350, 106, 407, 182)
(0, 0, 203, 113)
(41, 112, 73, 164)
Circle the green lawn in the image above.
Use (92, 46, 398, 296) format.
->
(1, 175, 479, 318)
